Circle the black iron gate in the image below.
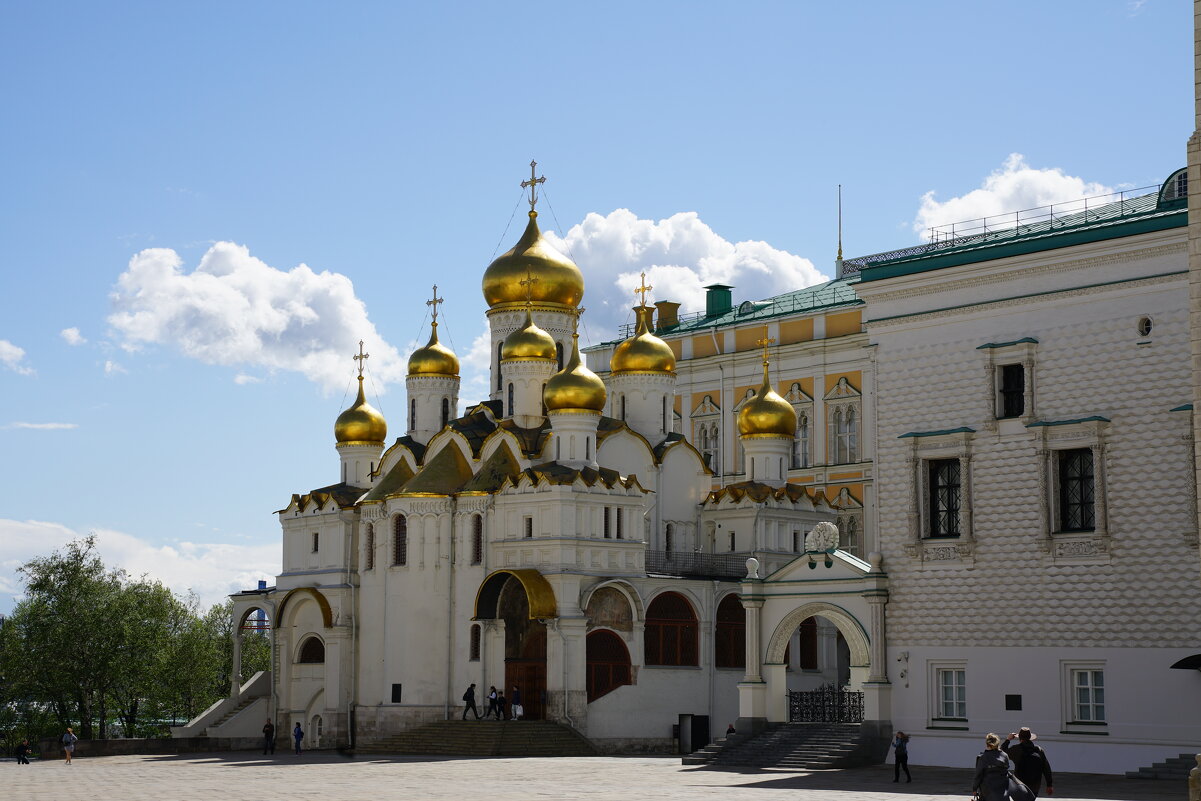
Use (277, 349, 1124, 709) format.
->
(788, 684, 864, 723)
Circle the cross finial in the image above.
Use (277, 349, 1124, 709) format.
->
(756, 334, 776, 367)
(353, 339, 369, 379)
(519, 266, 539, 306)
(634, 271, 653, 307)
(426, 284, 444, 323)
(573, 307, 586, 335)
(521, 160, 546, 210)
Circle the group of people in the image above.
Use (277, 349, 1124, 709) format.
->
(461, 683, 524, 721)
(894, 727, 1053, 799)
(260, 720, 305, 755)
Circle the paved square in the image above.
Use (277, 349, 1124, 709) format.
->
(4, 753, 1183, 801)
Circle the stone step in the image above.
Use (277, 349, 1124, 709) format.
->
(356, 720, 596, 757)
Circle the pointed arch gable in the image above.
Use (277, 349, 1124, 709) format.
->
(423, 429, 475, 465)
(764, 601, 869, 668)
(474, 569, 557, 620)
(478, 428, 525, 465)
(275, 587, 333, 630)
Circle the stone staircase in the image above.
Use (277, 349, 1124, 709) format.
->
(202, 697, 258, 735)
(1125, 753, 1198, 780)
(355, 720, 598, 757)
(686, 723, 870, 769)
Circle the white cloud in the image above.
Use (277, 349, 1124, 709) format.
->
(543, 209, 828, 342)
(5, 422, 78, 430)
(0, 519, 279, 613)
(60, 327, 86, 346)
(104, 359, 127, 376)
(0, 340, 34, 375)
(233, 373, 261, 385)
(459, 326, 494, 408)
(913, 154, 1113, 240)
(108, 242, 405, 394)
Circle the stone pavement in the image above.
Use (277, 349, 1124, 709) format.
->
(2, 752, 1185, 801)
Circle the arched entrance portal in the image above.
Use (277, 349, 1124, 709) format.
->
(475, 569, 557, 721)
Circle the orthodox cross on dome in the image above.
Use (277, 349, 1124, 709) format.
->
(573, 306, 586, 335)
(519, 266, 539, 306)
(521, 160, 546, 210)
(756, 334, 776, 367)
(634, 272, 653, 307)
(426, 284, 444, 323)
(353, 339, 369, 378)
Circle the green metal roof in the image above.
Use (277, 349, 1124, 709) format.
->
(1026, 416, 1110, 428)
(852, 188, 1186, 283)
(898, 427, 975, 439)
(977, 337, 1039, 350)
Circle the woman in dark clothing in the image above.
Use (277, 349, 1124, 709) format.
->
(891, 731, 911, 782)
(973, 733, 1012, 801)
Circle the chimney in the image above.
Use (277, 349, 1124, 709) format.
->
(654, 301, 680, 331)
(704, 284, 734, 318)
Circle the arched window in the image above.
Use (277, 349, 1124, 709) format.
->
(795, 413, 810, 469)
(469, 624, 481, 661)
(620, 395, 627, 421)
(665, 523, 674, 553)
(830, 408, 844, 464)
(471, 514, 483, 565)
(441, 397, 450, 428)
(507, 383, 514, 417)
(644, 592, 698, 666)
(496, 342, 504, 390)
(297, 636, 325, 664)
(587, 629, 632, 702)
(714, 594, 745, 668)
(365, 524, 375, 570)
(410, 399, 417, 432)
(556, 341, 564, 371)
(393, 515, 408, 566)
(846, 407, 858, 462)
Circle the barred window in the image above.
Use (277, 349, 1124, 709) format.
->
(469, 624, 481, 661)
(644, 592, 698, 666)
(393, 515, 408, 566)
(1058, 449, 1095, 531)
(999, 364, 1025, 418)
(471, 514, 483, 565)
(365, 524, 375, 570)
(928, 459, 961, 538)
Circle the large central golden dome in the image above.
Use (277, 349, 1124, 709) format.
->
(407, 321, 460, 377)
(545, 333, 606, 412)
(611, 306, 676, 374)
(737, 363, 796, 438)
(482, 211, 584, 310)
(335, 377, 388, 444)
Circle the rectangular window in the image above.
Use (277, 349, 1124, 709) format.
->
(937, 668, 967, 719)
(471, 515, 483, 565)
(1072, 669, 1105, 722)
(603, 507, 611, 539)
(523, 516, 533, 539)
(391, 683, 403, 703)
(615, 508, 623, 540)
(365, 528, 375, 570)
(469, 625, 481, 661)
(928, 459, 961, 538)
(728, 531, 736, 552)
(998, 364, 1025, 418)
(312, 532, 319, 553)
(1058, 449, 1095, 531)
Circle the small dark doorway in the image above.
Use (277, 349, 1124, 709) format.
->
(496, 576, 547, 720)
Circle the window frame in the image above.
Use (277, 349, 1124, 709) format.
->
(928, 661, 968, 726)
(927, 458, 962, 538)
(1033, 418, 1110, 561)
(392, 514, 408, 566)
(1061, 660, 1107, 732)
(643, 591, 699, 667)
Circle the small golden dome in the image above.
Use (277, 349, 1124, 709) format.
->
(407, 321, 460, 376)
(545, 334, 606, 412)
(611, 306, 676, 374)
(501, 308, 557, 361)
(737, 363, 796, 438)
(482, 212, 584, 309)
(335, 377, 387, 443)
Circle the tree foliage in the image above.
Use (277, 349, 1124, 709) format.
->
(0, 537, 266, 747)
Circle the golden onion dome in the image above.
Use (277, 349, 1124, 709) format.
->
(544, 333, 606, 412)
(407, 321, 460, 377)
(335, 377, 388, 443)
(501, 307, 558, 361)
(611, 306, 676, 374)
(737, 362, 796, 438)
(482, 211, 584, 309)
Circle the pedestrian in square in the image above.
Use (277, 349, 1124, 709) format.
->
(1003, 728, 1053, 797)
(511, 686, 523, 720)
(461, 683, 481, 720)
(262, 719, 276, 755)
(62, 727, 78, 765)
(891, 730, 911, 782)
(292, 722, 304, 755)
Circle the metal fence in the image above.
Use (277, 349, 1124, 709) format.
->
(644, 550, 747, 580)
(788, 684, 864, 723)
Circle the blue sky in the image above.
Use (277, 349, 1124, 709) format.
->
(0, 0, 1188, 610)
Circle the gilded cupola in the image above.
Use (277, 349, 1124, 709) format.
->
(737, 344, 795, 438)
(544, 332, 607, 412)
(611, 306, 676, 374)
(407, 320, 460, 377)
(482, 211, 584, 310)
(335, 376, 388, 444)
(501, 307, 557, 361)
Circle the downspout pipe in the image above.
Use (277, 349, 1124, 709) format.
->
(710, 327, 725, 488)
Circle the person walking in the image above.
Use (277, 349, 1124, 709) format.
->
(61, 726, 78, 765)
(292, 722, 304, 755)
(15, 739, 32, 765)
(891, 730, 911, 782)
(262, 719, 276, 755)
(972, 733, 1013, 801)
(461, 683, 481, 720)
(1003, 728, 1054, 797)
(497, 690, 508, 721)
(511, 686, 523, 720)
(486, 685, 498, 719)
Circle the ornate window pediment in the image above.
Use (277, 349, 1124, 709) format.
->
(691, 394, 721, 417)
(899, 427, 976, 565)
(1029, 416, 1111, 563)
(823, 376, 860, 402)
